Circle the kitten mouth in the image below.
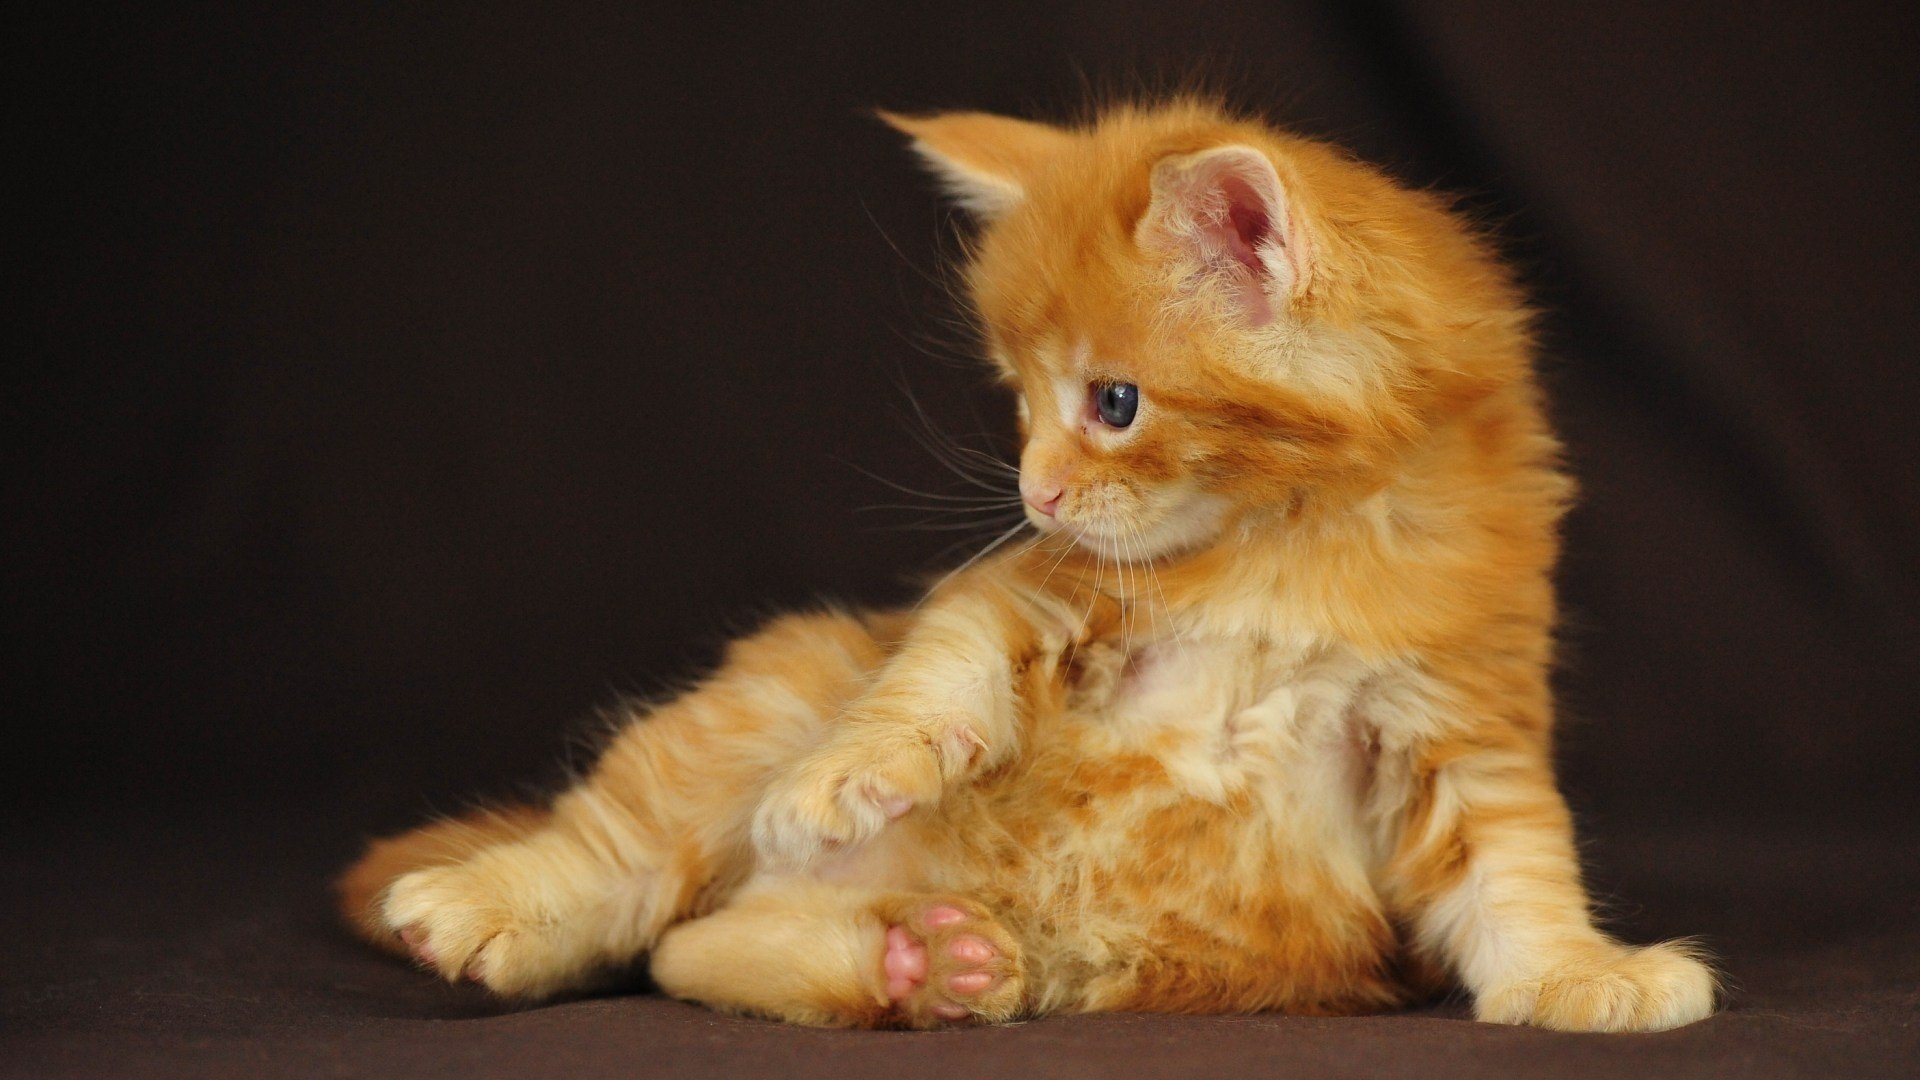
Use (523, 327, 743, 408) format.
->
(1062, 495, 1231, 563)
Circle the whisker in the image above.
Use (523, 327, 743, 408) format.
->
(836, 458, 1012, 505)
(889, 405, 1017, 493)
(1066, 536, 1106, 672)
(887, 323, 980, 371)
(1135, 522, 1187, 649)
(897, 410, 1009, 480)
(1004, 527, 1060, 572)
(875, 515, 1028, 534)
(940, 438, 1020, 475)
(888, 374, 1020, 483)
(858, 196, 971, 303)
(917, 518, 1031, 608)
(1125, 524, 1160, 646)
(854, 497, 1025, 512)
(924, 523, 1042, 566)
(900, 405, 1020, 479)
(1133, 524, 1166, 646)
(1034, 527, 1080, 600)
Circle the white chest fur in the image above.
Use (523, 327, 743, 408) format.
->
(1070, 633, 1402, 872)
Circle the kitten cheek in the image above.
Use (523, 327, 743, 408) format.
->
(1122, 488, 1233, 559)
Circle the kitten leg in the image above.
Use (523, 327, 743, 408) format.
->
(1390, 726, 1717, 1032)
(649, 882, 1026, 1028)
(336, 803, 551, 958)
(753, 576, 1054, 865)
(345, 608, 896, 997)
(379, 799, 671, 997)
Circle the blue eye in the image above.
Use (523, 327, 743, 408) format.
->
(1093, 382, 1139, 428)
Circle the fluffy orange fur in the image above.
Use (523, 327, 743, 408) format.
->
(338, 100, 1717, 1032)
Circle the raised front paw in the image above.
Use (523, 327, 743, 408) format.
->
(751, 716, 986, 866)
(380, 862, 587, 999)
(1477, 940, 1717, 1032)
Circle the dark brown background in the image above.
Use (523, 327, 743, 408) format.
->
(4, 2, 1916, 1076)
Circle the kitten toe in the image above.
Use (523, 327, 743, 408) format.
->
(948, 970, 996, 994)
(873, 898, 1025, 1028)
(379, 865, 592, 999)
(398, 924, 435, 965)
(947, 934, 995, 965)
(922, 905, 968, 928)
(1478, 939, 1718, 1032)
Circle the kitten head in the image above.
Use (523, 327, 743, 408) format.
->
(884, 101, 1532, 560)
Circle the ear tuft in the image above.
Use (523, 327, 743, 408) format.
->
(1137, 145, 1307, 325)
(877, 110, 1070, 220)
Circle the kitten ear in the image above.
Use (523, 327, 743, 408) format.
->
(878, 110, 1070, 220)
(1137, 145, 1308, 326)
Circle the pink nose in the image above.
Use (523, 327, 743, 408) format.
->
(1022, 481, 1063, 518)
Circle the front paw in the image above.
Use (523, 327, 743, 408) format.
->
(1477, 940, 1718, 1032)
(752, 718, 985, 866)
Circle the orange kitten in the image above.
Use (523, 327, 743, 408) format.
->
(338, 100, 1717, 1032)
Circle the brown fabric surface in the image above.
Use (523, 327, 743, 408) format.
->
(3, 811, 1916, 1078)
(5, 1, 1915, 1075)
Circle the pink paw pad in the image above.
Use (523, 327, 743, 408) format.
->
(399, 925, 436, 965)
(883, 925, 929, 1000)
(881, 904, 1009, 1025)
(948, 934, 994, 964)
(858, 782, 914, 822)
(949, 969, 995, 994)
(923, 905, 968, 928)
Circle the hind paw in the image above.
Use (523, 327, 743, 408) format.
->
(877, 899, 1023, 1028)
(381, 863, 586, 999)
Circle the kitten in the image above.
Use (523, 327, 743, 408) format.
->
(338, 100, 1717, 1032)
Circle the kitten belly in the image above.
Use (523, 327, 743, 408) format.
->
(938, 636, 1407, 1014)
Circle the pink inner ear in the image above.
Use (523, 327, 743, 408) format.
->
(1145, 148, 1294, 327)
(1215, 174, 1274, 277)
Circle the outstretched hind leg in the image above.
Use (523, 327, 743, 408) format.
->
(336, 804, 551, 959)
(338, 608, 904, 999)
(649, 881, 1026, 1028)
